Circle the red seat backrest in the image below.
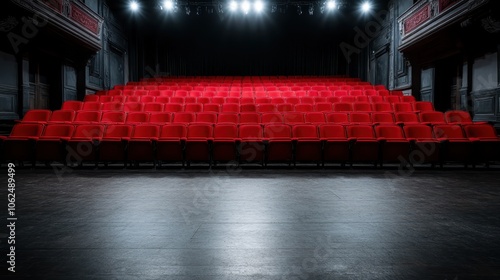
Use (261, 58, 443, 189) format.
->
(264, 124, 292, 139)
(160, 124, 187, 138)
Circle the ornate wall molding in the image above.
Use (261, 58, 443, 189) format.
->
(398, 0, 490, 51)
(10, 0, 104, 51)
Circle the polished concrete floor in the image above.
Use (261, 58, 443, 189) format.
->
(1, 167, 500, 279)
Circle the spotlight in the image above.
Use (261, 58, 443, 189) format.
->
(242, 1, 250, 14)
(308, 4, 314, 15)
(361, 1, 372, 13)
(326, 0, 336, 11)
(254, 0, 264, 13)
(297, 5, 302, 15)
(130, 1, 139, 11)
(229, 0, 238, 12)
(163, 0, 174, 11)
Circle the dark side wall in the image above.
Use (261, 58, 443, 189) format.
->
(0, 0, 128, 123)
(367, 0, 500, 126)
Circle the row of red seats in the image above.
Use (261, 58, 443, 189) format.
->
(83, 95, 415, 104)
(17, 111, 479, 126)
(113, 86, 387, 92)
(59, 101, 432, 114)
(2, 123, 498, 167)
(100, 89, 394, 98)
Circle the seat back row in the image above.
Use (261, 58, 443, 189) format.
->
(18, 110, 478, 125)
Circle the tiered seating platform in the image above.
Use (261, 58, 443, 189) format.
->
(1, 77, 499, 168)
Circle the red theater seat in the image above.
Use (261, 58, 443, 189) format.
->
(35, 124, 75, 163)
(213, 124, 239, 163)
(433, 125, 473, 165)
(127, 125, 160, 165)
(293, 125, 321, 164)
(350, 112, 372, 124)
(100, 111, 126, 124)
(295, 104, 314, 112)
(74, 111, 102, 124)
(305, 112, 326, 124)
(61, 101, 83, 111)
(262, 113, 284, 124)
(173, 112, 195, 124)
(346, 125, 379, 164)
(339, 96, 356, 103)
(257, 104, 276, 113)
(126, 112, 150, 124)
(164, 103, 183, 113)
(445, 110, 483, 125)
(108, 89, 122, 96)
(156, 96, 170, 103)
(375, 125, 410, 166)
(414, 101, 435, 112)
(149, 112, 172, 124)
(355, 96, 369, 102)
(239, 125, 265, 164)
(170, 97, 185, 104)
(373, 102, 393, 112)
(284, 112, 305, 124)
(99, 125, 133, 164)
(420, 111, 446, 125)
(184, 103, 203, 113)
(218, 113, 239, 124)
(19, 110, 52, 124)
(372, 112, 395, 124)
(3, 124, 45, 162)
(393, 102, 416, 113)
(239, 113, 261, 124)
(196, 112, 217, 124)
(395, 112, 420, 125)
(401, 96, 416, 103)
(369, 96, 384, 103)
(285, 97, 300, 105)
(319, 124, 349, 164)
(264, 124, 293, 164)
(300, 97, 314, 104)
(353, 102, 372, 112)
(47, 110, 75, 124)
(277, 103, 294, 112)
(333, 103, 353, 112)
(222, 103, 240, 113)
(126, 96, 140, 103)
(123, 102, 144, 112)
(99, 96, 113, 102)
(403, 124, 441, 165)
(143, 102, 165, 112)
(102, 102, 124, 112)
(112, 96, 126, 103)
(197, 97, 211, 104)
(84, 95, 99, 102)
(66, 125, 105, 164)
(315, 103, 333, 112)
(325, 112, 349, 124)
(385, 96, 400, 103)
(156, 124, 187, 165)
(185, 124, 213, 165)
(241, 104, 257, 113)
(463, 124, 500, 164)
(140, 96, 156, 103)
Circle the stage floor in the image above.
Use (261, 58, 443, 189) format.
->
(1, 168, 500, 279)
